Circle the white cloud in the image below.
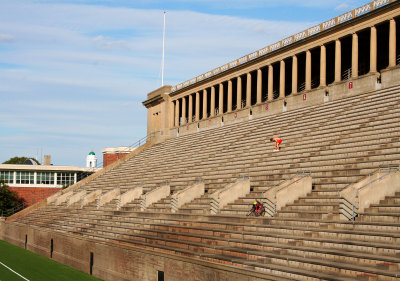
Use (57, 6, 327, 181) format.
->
(0, 33, 14, 42)
(335, 3, 350, 11)
(92, 35, 131, 50)
(0, 0, 328, 165)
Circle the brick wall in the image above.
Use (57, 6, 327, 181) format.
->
(9, 187, 61, 207)
(103, 153, 130, 168)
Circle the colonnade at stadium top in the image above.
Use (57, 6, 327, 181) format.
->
(143, 0, 400, 140)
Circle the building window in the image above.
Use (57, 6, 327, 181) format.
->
(0, 171, 14, 184)
(37, 172, 54, 185)
(16, 171, 34, 184)
(57, 173, 74, 186)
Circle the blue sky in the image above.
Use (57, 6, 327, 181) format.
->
(0, 0, 369, 166)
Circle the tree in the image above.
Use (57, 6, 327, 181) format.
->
(3, 156, 40, 165)
(0, 179, 26, 216)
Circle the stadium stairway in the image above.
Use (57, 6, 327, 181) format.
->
(9, 84, 400, 280)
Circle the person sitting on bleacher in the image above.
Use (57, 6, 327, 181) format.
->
(270, 137, 282, 151)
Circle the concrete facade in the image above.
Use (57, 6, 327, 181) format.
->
(0, 223, 285, 281)
(144, 0, 400, 144)
(1, 2, 400, 281)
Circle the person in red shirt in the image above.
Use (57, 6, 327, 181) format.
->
(270, 137, 282, 151)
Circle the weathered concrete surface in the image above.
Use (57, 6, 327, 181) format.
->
(140, 184, 170, 211)
(171, 181, 205, 212)
(264, 176, 312, 212)
(118, 186, 143, 210)
(81, 190, 102, 207)
(210, 178, 250, 214)
(340, 171, 400, 214)
(68, 190, 86, 207)
(1, 222, 284, 281)
(97, 188, 120, 209)
(54, 191, 73, 205)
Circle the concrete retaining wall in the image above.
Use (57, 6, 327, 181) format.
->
(340, 171, 400, 214)
(210, 177, 250, 214)
(97, 188, 120, 209)
(81, 190, 102, 207)
(264, 176, 312, 212)
(1, 222, 283, 281)
(171, 181, 205, 212)
(140, 184, 170, 211)
(67, 190, 86, 206)
(118, 186, 143, 210)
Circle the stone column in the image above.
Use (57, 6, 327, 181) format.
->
(170, 101, 175, 128)
(306, 50, 311, 91)
(195, 92, 200, 122)
(292, 55, 298, 94)
(352, 33, 359, 78)
(256, 69, 262, 104)
(370, 26, 377, 73)
(246, 73, 251, 107)
(181, 97, 186, 125)
(320, 45, 326, 87)
(389, 19, 397, 67)
(228, 80, 232, 112)
(279, 60, 285, 98)
(268, 65, 273, 101)
(188, 94, 193, 123)
(219, 83, 223, 115)
(202, 89, 207, 119)
(210, 86, 215, 117)
(335, 39, 342, 82)
(175, 99, 180, 127)
(237, 76, 242, 110)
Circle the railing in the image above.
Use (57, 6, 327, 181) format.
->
(210, 197, 219, 215)
(140, 181, 170, 211)
(342, 68, 352, 81)
(355, 166, 398, 199)
(210, 175, 250, 215)
(263, 197, 276, 217)
(171, 179, 204, 212)
(298, 79, 318, 93)
(339, 166, 399, 221)
(262, 170, 311, 216)
(272, 170, 310, 197)
(1, 203, 25, 217)
(273, 90, 279, 99)
(92, 132, 155, 169)
(339, 197, 358, 222)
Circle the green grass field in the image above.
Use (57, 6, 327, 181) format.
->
(0, 240, 103, 281)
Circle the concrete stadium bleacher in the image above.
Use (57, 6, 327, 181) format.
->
(6, 84, 400, 280)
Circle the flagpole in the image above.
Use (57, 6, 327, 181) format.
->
(161, 11, 166, 86)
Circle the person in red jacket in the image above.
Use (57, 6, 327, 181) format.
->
(270, 137, 282, 151)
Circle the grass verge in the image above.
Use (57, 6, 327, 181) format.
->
(0, 240, 103, 281)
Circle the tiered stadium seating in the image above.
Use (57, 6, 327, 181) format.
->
(12, 85, 400, 280)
